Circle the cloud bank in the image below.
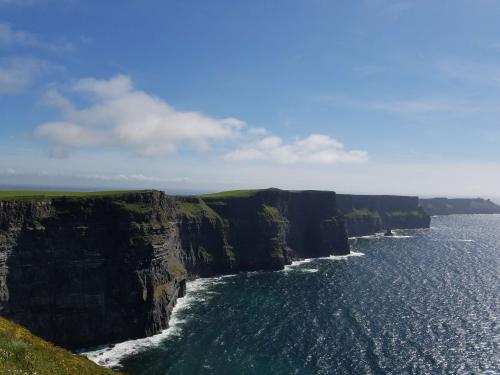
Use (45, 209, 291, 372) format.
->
(224, 134, 368, 164)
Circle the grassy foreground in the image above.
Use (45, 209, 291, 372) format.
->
(0, 190, 139, 201)
(0, 316, 121, 375)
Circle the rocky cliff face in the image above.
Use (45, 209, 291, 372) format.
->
(420, 198, 500, 215)
(336, 194, 431, 236)
(0, 191, 187, 349)
(0, 189, 348, 349)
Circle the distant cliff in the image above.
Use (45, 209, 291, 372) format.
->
(0, 189, 348, 350)
(420, 198, 500, 215)
(336, 194, 431, 236)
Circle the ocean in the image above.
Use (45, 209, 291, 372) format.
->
(86, 215, 500, 374)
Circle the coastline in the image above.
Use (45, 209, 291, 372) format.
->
(82, 252, 366, 369)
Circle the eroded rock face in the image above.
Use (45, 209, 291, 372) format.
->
(0, 192, 187, 349)
(0, 189, 349, 349)
(420, 198, 500, 215)
(336, 194, 431, 236)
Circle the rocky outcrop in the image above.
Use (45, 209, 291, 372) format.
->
(0, 189, 348, 349)
(420, 198, 500, 215)
(336, 194, 431, 236)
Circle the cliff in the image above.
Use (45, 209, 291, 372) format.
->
(0, 188, 348, 350)
(336, 194, 431, 236)
(0, 316, 122, 375)
(0, 191, 187, 350)
(420, 198, 500, 215)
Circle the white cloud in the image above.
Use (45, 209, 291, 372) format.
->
(35, 75, 246, 157)
(223, 134, 368, 165)
(0, 22, 73, 51)
(0, 56, 53, 94)
(247, 127, 268, 136)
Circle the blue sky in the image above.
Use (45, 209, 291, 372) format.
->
(1, 0, 500, 196)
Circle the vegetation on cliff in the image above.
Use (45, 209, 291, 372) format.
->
(420, 197, 500, 215)
(175, 198, 221, 221)
(198, 189, 262, 199)
(0, 316, 122, 375)
(345, 208, 381, 219)
(0, 190, 140, 201)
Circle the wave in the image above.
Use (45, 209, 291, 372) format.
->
(350, 233, 415, 240)
(283, 251, 365, 272)
(81, 277, 226, 369)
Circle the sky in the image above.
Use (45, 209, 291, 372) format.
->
(1, 0, 500, 197)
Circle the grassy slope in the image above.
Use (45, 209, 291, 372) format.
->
(0, 190, 140, 201)
(175, 199, 221, 221)
(0, 317, 122, 375)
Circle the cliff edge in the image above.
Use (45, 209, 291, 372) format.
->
(336, 194, 431, 236)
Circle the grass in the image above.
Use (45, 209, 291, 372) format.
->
(0, 190, 141, 202)
(259, 204, 281, 221)
(0, 316, 123, 375)
(198, 189, 262, 199)
(345, 208, 380, 219)
(113, 200, 151, 215)
(176, 199, 220, 221)
(165, 255, 187, 277)
(385, 210, 426, 217)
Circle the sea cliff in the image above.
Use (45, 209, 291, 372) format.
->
(336, 194, 431, 236)
(0, 189, 348, 350)
(420, 198, 500, 215)
(0, 189, 431, 352)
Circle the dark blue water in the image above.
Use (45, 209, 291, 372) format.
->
(93, 215, 500, 374)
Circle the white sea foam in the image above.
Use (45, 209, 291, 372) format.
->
(385, 235, 415, 239)
(300, 268, 319, 273)
(349, 234, 381, 240)
(282, 251, 365, 272)
(81, 277, 223, 369)
(351, 232, 417, 239)
(282, 258, 315, 272)
(327, 251, 365, 260)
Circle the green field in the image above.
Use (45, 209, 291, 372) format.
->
(0, 190, 140, 201)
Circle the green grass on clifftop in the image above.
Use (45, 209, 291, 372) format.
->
(345, 208, 380, 219)
(198, 189, 262, 199)
(385, 210, 427, 217)
(0, 316, 122, 375)
(0, 190, 141, 201)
